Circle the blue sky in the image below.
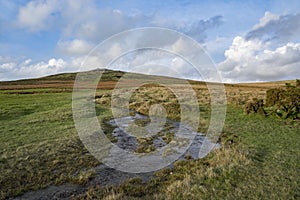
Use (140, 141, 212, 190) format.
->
(0, 0, 300, 82)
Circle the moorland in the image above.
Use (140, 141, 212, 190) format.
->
(0, 70, 299, 199)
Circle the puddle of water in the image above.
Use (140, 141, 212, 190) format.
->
(108, 112, 220, 160)
(12, 184, 83, 200)
(14, 113, 220, 199)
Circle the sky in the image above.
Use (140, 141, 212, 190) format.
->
(0, 0, 300, 82)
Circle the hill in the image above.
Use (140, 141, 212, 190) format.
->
(0, 70, 299, 199)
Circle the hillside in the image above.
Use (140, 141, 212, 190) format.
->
(0, 70, 299, 199)
(0, 69, 296, 105)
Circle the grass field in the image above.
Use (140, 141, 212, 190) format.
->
(0, 70, 299, 199)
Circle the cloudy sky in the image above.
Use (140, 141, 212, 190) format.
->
(0, 0, 300, 82)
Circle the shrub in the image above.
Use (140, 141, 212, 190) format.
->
(265, 82, 300, 119)
(244, 98, 265, 116)
(296, 79, 300, 87)
(266, 88, 284, 107)
(244, 80, 300, 119)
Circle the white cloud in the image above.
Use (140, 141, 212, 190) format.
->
(0, 58, 68, 81)
(72, 55, 103, 71)
(16, 0, 223, 43)
(18, 58, 67, 78)
(71, 42, 126, 71)
(0, 62, 16, 73)
(108, 48, 200, 80)
(252, 12, 280, 30)
(61, 5, 153, 42)
(219, 36, 263, 72)
(16, 0, 59, 31)
(246, 12, 300, 43)
(218, 12, 300, 83)
(218, 36, 300, 82)
(107, 43, 123, 59)
(57, 39, 94, 55)
(224, 36, 263, 61)
(23, 59, 32, 65)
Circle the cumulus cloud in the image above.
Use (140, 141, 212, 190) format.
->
(0, 58, 68, 81)
(0, 62, 16, 73)
(219, 36, 263, 72)
(22, 58, 67, 76)
(218, 36, 300, 82)
(217, 12, 300, 83)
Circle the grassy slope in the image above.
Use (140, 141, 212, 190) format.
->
(0, 71, 299, 199)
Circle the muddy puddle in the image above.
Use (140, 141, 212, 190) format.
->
(13, 113, 219, 200)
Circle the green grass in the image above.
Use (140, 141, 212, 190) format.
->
(0, 84, 299, 199)
(0, 88, 73, 94)
(0, 91, 105, 199)
(221, 106, 300, 199)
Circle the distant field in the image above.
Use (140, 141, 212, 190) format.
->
(0, 70, 299, 199)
